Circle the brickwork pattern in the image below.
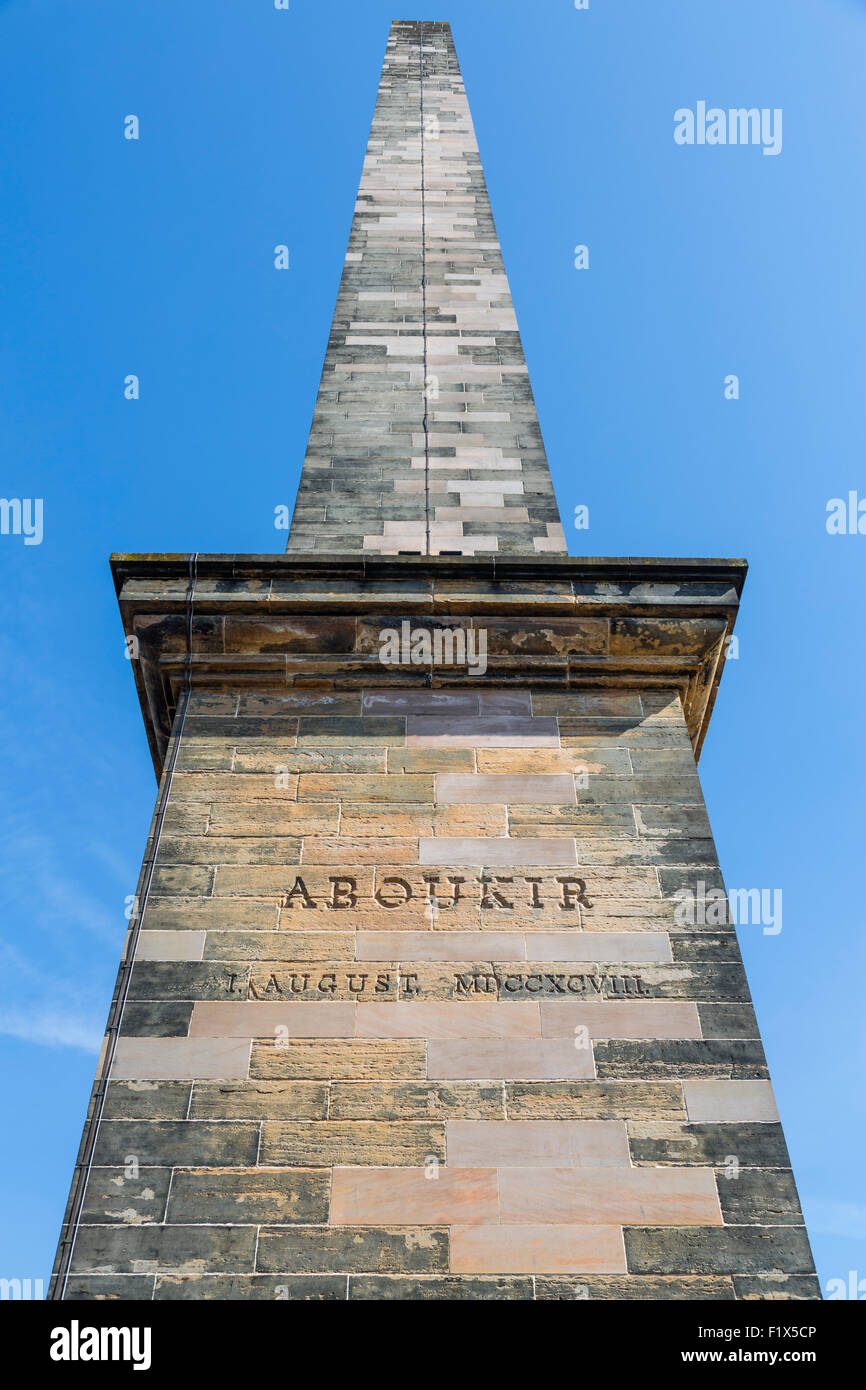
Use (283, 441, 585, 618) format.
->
(287, 20, 565, 557)
(58, 688, 818, 1299)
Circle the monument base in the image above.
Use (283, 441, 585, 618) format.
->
(50, 554, 818, 1299)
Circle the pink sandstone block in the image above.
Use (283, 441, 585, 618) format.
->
(435, 773, 576, 804)
(355, 1001, 541, 1040)
(330, 1167, 499, 1225)
(450, 1224, 627, 1275)
(189, 1002, 357, 1038)
(427, 1039, 594, 1081)
(540, 1001, 702, 1040)
(354, 931, 527, 962)
(527, 932, 672, 963)
(498, 1167, 722, 1226)
(446, 1120, 631, 1168)
(134, 930, 206, 962)
(683, 1079, 780, 1123)
(110, 1037, 251, 1081)
(419, 837, 577, 866)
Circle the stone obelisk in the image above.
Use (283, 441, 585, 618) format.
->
(50, 20, 817, 1300)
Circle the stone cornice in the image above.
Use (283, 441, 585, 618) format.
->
(110, 553, 747, 776)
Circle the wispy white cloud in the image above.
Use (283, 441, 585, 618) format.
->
(0, 826, 122, 947)
(0, 940, 108, 1054)
(0, 1008, 101, 1053)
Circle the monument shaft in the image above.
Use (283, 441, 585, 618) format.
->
(289, 20, 563, 557)
(50, 21, 817, 1300)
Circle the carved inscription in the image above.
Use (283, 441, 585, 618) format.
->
(250, 971, 412, 1000)
(237, 967, 650, 1002)
(281, 874, 593, 912)
(453, 972, 652, 998)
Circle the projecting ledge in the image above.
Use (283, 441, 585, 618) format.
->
(109, 552, 746, 776)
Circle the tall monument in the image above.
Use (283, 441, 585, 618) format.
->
(51, 20, 817, 1300)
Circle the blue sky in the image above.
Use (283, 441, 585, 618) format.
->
(1, 0, 864, 1296)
